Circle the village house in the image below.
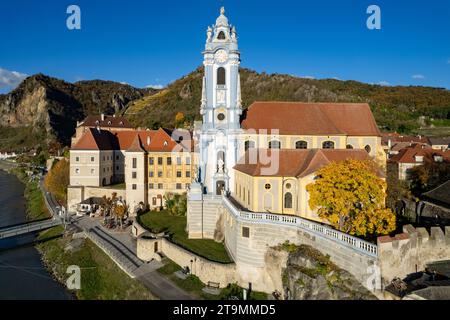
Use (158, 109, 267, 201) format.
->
(388, 143, 450, 180)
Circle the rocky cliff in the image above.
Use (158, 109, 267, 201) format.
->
(0, 74, 152, 149)
(270, 242, 377, 300)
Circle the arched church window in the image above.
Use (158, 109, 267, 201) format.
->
(217, 31, 226, 40)
(244, 140, 255, 151)
(284, 193, 293, 209)
(346, 144, 354, 149)
(365, 145, 372, 154)
(295, 141, 308, 149)
(269, 140, 281, 149)
(217, 67, 226, 86)
(322, 141, 335, 149)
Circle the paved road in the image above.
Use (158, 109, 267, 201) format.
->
(43, 191, 193, 300)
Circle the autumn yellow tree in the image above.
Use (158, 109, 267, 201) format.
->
(306, 159, 396, 237)
(44, 159, 70, 202)
(175, 112, 185, 127)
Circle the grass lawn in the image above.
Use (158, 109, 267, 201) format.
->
(24, 180, 51, 220)
(37, 227, 156, 300)
(138, 210, 232, 263)
(11, 167, 51, 220)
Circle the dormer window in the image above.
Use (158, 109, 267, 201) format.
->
(415, 155, 424, 163)
(434, 155, 443, 163)
(147, 137, 151, 146)
(95, 120, 99, 125)
(163, 141, 168, 147)
(108, 121, 112, 125)
(119, 121, 123, 125)
(217, 31, 226, 40)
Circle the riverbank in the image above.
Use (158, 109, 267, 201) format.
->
(0, 169, 71, 299)
(37, 226, 156, 300)
(4, 166, 155, 300)
(10, 167, 51, 220)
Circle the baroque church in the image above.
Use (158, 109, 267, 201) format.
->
(187, 7, 385, 237)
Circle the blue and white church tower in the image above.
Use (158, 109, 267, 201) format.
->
(197, 6, 243, 196)
(187, 7, 243, 239)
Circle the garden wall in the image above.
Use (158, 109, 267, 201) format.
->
(137, 236, 237, 288)
(377, 224, 450, 284)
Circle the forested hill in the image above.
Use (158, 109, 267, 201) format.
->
(126, 67, 450, 134)
(1, 68, 449, 152)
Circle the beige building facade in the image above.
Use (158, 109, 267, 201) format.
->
(68, 125, 195, 215)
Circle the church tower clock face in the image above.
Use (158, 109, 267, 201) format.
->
(215, 49, 228, 63)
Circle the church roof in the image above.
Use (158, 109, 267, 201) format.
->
(241, 102, 381, 136)
(234, 149, 371, 178)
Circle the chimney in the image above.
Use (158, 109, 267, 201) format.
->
(388, 139, 392, 149)
(101, 114, 105, 121)
(147, 136, 151, 146)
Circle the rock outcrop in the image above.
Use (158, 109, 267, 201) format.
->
(275, 242, 377, 300)
(0, 74, 151, 147)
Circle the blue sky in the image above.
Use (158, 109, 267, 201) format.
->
(0, 0, 449, 93)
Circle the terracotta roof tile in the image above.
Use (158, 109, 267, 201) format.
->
(389, 143, 450, 164)
(72, 127, 193, 152)
(241, 102, 381, 136)
(71, 128, 118, 150)
(381, 132, 429, 146)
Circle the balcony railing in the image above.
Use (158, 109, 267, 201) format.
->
(222, 196, 378, 258)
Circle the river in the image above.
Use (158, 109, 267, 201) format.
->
(0, 169, 72, 299)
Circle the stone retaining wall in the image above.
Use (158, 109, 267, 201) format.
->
(377, 224, 450, 284)
(137, 235, 236, 288)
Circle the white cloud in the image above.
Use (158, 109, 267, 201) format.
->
(412, 74, 425, 79)
(378, 81, 390, 86)
(120, 82, 129, 85)
(146, 84, 164, 89)
(299, 75, 315, 79)
(0, 67, 28, 89)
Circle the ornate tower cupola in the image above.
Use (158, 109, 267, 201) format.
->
(196, 7, 243, 196)
(201, 7, 241, 130)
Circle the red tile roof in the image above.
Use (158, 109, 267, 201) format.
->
(389, 143, 450, 164)
(381, 132, 429, 146)
(72, 127, 193, 152)
(241, 102, 381, 136)
(71, 128, 118, 150)
(80, 115, 133, 128)
(234, 149, 371, 177)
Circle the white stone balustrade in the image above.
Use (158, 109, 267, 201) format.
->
(222, 196, 378, 258)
